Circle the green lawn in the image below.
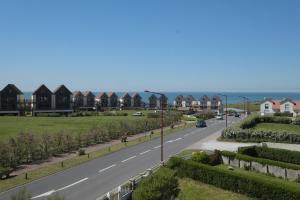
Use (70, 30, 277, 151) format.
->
(228, 101, 260, 112)
(177, 178, 253, 200)
(0, 110, 155, 139)
(254, 123, 300, 135)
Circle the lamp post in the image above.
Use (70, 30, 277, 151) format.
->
(239, 96, 249, 117)
(218, 93, 228, 128)
(145, 90, 164, 163)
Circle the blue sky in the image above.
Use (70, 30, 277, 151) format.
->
(0, 0, 299, 92)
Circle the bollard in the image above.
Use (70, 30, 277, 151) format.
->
(25, 173, 28, 180)
(108, 146, 111, 152)
(61, 161, 64, 168)
(88, 153, 90, 158)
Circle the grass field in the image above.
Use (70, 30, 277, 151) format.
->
(0, 110, 155, 139)
(177, 178, 252, 200)
(254, 123, 300, 135)
(228, 101, 260, 112)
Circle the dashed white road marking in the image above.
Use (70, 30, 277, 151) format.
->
(121, 156, 136, 163)
(166, 140, 174, 143)
(173, 137, 183, 142)
(31, 177, 89, 199)
(184, 134, 190, 137)
(99, 164, 117, 173)
(140, 150, 151, 155)
(153, 145, 161, 149)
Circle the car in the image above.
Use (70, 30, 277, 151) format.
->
(132, 112, 143, 116)
(196, 120, 207, 128)
(235, 113, 240, 118)
(216, 114, 223, 120)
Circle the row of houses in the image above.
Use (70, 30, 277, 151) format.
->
(260, 97, 300, 117)
(0, 84, 168, 115)
(173, 95, 223, 111)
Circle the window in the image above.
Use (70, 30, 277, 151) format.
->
(265, 104, 269, 110)
(285, 104, 290, 111)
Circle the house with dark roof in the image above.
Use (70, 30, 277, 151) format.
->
(0, 84, 24, 115)
(200, 95, 211, 110)
(183, 95, 196, 107)
(72, 91, 84, 109)
(148, 94, 158, 108)
(120, 93, 132, 108)
(108, 92, 118, 107)
(131, 93, 142, 107)
(54, 85, 73, 111)
(211, 95, 222, 110)
(159, 94, 168, 109)
(174, 95, 184, 107)
(32, 84, 54, 111)
(83, 91, 95, 108)
(96, 92, 109, 108)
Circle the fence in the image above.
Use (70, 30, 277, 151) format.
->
(97, 164, 162, 200)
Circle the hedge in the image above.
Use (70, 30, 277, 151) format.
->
(238, 146, 300, 165)
(221, 151, 300, 171)
(167, 157, 300, 200)
(132, 167, 179, 200)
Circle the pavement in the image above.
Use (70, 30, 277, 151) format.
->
(0, 116, 240, 200)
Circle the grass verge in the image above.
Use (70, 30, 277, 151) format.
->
(0, 122, 194, 193)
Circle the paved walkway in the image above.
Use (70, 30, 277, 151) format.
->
(187, 129, 300, 152)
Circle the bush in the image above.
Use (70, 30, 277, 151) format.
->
(274, 112, 293, 117)
(167, 157, 300, 200)
(195, 112, 215, 120)
(238, 146, 300, 165)
(208, 150, 222, 166)
(132, 167, 179, 200)
(78, 149, 86, 156)
(147, 113, 160, 118)
(191, 151, 209, 164)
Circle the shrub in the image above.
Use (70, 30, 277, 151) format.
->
(147, 113, 160, 118)
(191, 151, 209, 164)
(167, 157, 300, 200)
(78, 149, 86, 156)
(208, 150, 222, 166)
(274, 112, 293, 117)
(195, 112, 215, 120)
(238, 146, 300, 165)
(10, 189, 31, 200)
(132, 167, 179, 200)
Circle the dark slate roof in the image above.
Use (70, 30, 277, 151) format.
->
(159, 94, 168, 101)
(96, 92, 108, 98)
(121, 93, 131, 98)
(185, 95, 196, 101)
(33, 84, 53, 95)
(73, 91, 83, 97)
(53, 85, 72, 95)
(280, 98, 296, 105)
(175, 95, 184, 101)
(108, 92, 117, 98)
(1, 84, 23, 95)
(132, 93, 141, 98)
(200, 95, 210, 101)
(149, 94, 158, 100)
(83, 91, 95, 97)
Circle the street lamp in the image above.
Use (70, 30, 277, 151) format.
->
(145, 90, 165, 163)
(218, 93, 228, 128)
(239, 96, 249, 117)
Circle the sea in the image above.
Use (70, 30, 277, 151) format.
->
(23, 92, 300, 104)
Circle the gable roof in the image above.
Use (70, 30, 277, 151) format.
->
(212, 95, 221, 102)
(149, 94, 157, 100)
(33, 84, 53, 95)
(53, 85, 72, 95)
(121, 93, 131, 98)
(159, 94, 168, 101)
(175, 95, 184, 101)
(185, 95, 196, 101)
(201, 95, 210, 101)
(132, 93, 141, 98)
(83, 91, 95, 97)
(280, 98, 296, 105)
(107, 92, 117, 98)
(96, 92, 108, 98)
(1, 84, 23, 95)
(294, 101, 300, 111)
(73, 91, 83, 97)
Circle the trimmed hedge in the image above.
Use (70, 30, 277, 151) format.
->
(132, 167, 179, 200)
(221, 151, 300, 171)
(274, 112, 294, 117)
(238, 146, 300, 165)
(167, 157, 300, 200)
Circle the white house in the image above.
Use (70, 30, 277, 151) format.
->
(260, 98, 300, 117)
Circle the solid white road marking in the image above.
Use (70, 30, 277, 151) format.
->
(140, 150, 151, 155)
(121, 156, 136, 163)
(99, 164, 117, 173)
(31, 177, 89, 199)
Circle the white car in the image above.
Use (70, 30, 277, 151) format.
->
(216, 115, 223, 120)
(132, 112, 143, 116)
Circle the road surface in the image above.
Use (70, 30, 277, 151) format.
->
(0, 116, 239, 200)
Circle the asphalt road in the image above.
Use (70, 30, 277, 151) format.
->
(0, 116, 240, 200)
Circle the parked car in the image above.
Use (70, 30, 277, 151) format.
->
(216, 114, 223, 120)
(196, 120, 207, 128)
(132, 112, 143, 116)
(235, 113, 240, 118)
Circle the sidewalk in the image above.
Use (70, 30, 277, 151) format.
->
(187, 129, 300, 152)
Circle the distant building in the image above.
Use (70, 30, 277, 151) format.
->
(83, 91, 95, 108)
(0, 84, 24, 115)
(96, 92, 109, 108)
(260, 98, 300, 117)
(73, 91, 84, 109)
(200, 95, 211, 110)
(32, 84, 54, 111)
(148, 94, 158, 108)
(131, 93, 142, 107)
(174, 95, 184, 107)
(108, 92, 118, 107)
(120, 93, 132, 108)
(54, 85, 73, 111)
(183, 95, 197, 107)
